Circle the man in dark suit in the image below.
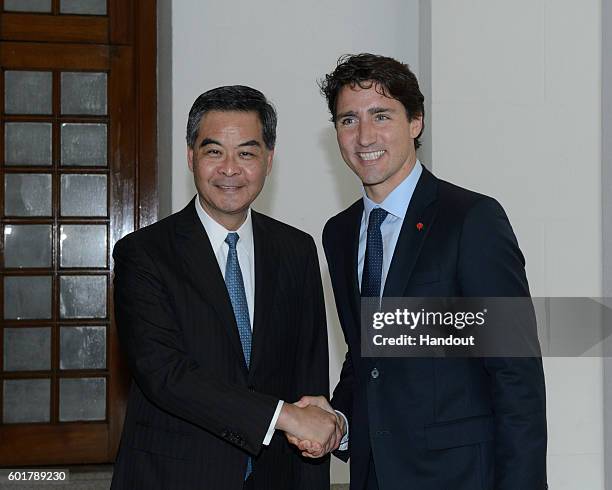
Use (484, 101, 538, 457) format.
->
(111, 85, 341, 489)
(293, 54, 547, 489)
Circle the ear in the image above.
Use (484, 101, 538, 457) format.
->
(409, 115, 423, 139)
(187, 146, 194, 172)
(265, 149, 274, 176)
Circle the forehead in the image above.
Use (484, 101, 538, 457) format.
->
(196, 110, 263, 141)
(336, 83, 403, 112)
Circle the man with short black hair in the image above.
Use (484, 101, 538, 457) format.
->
(111, 85, 339, 489)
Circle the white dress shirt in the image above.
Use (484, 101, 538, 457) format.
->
(194, 198, 283, 446)
(338, 160, 423, 451)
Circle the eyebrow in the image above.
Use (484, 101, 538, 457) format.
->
(336, 107, 396, 120)
(199, 138, 221, 148)
(238, 140, 261, 148)
(368, 106, 395, 115)
(336, 110, 357, 120)
(199, 138, 262, 149)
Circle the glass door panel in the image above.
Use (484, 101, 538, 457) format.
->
(0, 0, 154, 466)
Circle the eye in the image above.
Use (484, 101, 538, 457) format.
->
(375, 113, 390, 121)
(239, 151, 255, 158)
(206, 148, 221, 156)
(339, 117, 356, 126)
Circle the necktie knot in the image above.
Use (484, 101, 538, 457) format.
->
(225, 232, 239, 249)
(368, 208, 388, 231)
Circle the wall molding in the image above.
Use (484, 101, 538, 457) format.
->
(603, 0, 612, 487)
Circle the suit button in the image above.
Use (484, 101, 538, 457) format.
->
(371, 368, 379, 379)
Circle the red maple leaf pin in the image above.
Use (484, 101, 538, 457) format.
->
(416, 222, 424, 231)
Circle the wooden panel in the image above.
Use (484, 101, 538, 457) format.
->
(109, 0, 133, 45)
(0, 424, 108, 465)
(107, 45, 135, 457)
(135, 0, 157, 229)
(0, 0, 157, 466)
(0, 13, 108, 44)
(0, 42, 110, 70)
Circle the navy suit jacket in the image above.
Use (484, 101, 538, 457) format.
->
(111, 200, 330, 490)
(323, 167, 547, 490)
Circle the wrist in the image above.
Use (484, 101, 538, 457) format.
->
(275, 402, 299, 432)
(335, 410, 348, 437)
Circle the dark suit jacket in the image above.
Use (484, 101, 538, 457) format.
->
(324, 167, 547, 490)
(111, 200, 330, 490)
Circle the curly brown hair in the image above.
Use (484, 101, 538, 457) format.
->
(319, 53, 425, 149)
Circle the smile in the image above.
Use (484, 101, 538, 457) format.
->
(216, 185, 242, 191)
(357, 150, 386, 161)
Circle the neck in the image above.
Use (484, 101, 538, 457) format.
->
(199, 197, 247, 231)
(364, 156, 417, 203)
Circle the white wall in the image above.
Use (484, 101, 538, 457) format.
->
(429, 1, 604, 488)
(165, 0, 420, 483)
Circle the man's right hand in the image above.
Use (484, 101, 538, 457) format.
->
(275, 402, 342, 457)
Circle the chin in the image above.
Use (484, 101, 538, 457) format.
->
(218, 203, 248, 215)
(358, 171, 387, 186)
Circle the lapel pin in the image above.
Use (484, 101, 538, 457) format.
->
(416, 222, 424, 231)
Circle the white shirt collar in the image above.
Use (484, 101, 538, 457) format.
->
(194, 197, 254, 256)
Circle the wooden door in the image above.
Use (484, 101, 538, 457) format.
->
(0, 0, 156, 465)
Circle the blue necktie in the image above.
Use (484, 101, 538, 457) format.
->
(361, 208, 388, 298)
(224, 232, 252, 479)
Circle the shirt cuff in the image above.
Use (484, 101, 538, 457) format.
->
(336, 410, 349, 451)
(263, 400, 284, 446)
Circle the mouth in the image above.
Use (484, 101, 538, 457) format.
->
(215, 184, 243, 192)
(357, 150, 386, 162)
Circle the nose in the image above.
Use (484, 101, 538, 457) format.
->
(219, 154, 241, 176)
(357, 119, 376, 147)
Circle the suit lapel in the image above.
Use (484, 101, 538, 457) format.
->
(337, 201, 363, 335)
(175, 199, 247, 374)
(249, 211, 279, 380)
(383, 167, 439, 297)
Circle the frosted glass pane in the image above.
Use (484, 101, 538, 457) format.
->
(60, 0, 107, 15)
(60, 275, 106, 318)
(4, 276, 52, 320)
(4, 328, 51, 371)
(5, 71, 52, 115)
(5, 123, 52, 166)
(60, 326, 106, 369)
(60, 225, 107, 267)
(61, 72, 107, 115)
(4, 224, 52, 268)
(59, 378, 106, 421)
(4, 0, 51, 12)
(3, 379, 50, 423)
(4, 173, 52, 216)
(61, 124, 107, 166)
(60, 174, 107, 217)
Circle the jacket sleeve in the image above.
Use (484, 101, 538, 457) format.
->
(292, 236, 331, 489)
(329, 351, 353, 462)
(113, 236, 278, 456)
(323, 221, 353, 463)
(458, 197, 547, 489)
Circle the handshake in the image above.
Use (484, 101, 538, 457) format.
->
(275, 396, 346, 458)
